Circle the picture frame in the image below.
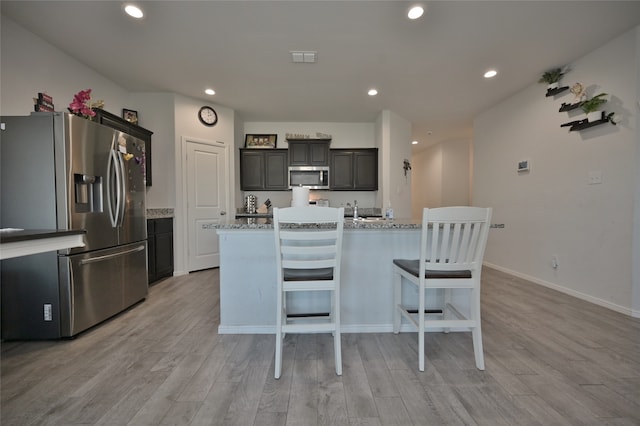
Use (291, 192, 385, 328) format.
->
(245, 134, 277, 148)
(122, 108, 138, 125)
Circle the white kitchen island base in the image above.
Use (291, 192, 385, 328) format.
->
(217, 222, 471, 334)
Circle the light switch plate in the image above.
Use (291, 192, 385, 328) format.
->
(588, 171, 602, 185)
(517, 160, 530, 173)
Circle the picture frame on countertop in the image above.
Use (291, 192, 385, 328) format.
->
(245, 134, 277, 148)
(122, 108, 138, 125)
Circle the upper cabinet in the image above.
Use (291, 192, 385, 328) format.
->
(287, 139, 330, 166)
(240, 149, 288, 191)
(94, 109, 153, 186)
(330, 148, 378, 191)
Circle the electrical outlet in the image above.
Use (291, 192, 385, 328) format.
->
(44, 304, 52, 321)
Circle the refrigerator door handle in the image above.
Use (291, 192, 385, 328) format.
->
(106, 148, 117, 227)
(106, 149, 123, 228)
(78, 244, 145, 265)
(116, 149, 126, 226)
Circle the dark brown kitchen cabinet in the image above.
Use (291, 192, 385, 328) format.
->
(93, 109, 153, 186)
(330, 148, 378, 191)
(147, 218, 173, 284)
(287, 139, 330, 166)
(240, 149, 288, 191)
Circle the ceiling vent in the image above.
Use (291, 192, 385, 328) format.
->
(291, 51, 317, 63)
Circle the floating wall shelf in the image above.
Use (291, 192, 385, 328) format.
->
(545, 86, 569, 97)
(559, 102, 583, 112)
(560, 111, 614, 132)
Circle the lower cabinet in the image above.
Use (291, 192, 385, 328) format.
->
(147, 218, 174, 284)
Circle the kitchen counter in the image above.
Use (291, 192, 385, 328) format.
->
(0, 229, 86, 260)
(216, 217, 420, 230)
(214, 219, 460, 335)
(146, 208, 174, 219)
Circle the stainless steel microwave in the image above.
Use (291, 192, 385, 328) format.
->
(288, 166, 330, 189)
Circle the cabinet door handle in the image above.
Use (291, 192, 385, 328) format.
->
(220, 211, 227, 216)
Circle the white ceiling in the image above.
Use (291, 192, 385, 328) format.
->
(2, 1, 640, 152)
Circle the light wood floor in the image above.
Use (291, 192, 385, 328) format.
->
(1, 267, 639, 425)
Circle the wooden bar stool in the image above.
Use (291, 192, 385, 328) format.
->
(392, 206, 492, 371)
(273, 206, 345, 379)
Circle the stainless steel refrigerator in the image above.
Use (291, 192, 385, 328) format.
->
(1, 112, 148, 339)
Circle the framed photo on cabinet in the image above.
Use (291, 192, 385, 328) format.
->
(245, 134, 277, 148)
(122, 109, 138, 125)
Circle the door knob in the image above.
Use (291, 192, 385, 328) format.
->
(220, 211, 226, 216)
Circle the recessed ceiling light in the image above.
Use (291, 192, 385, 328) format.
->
(484, 69, 498, 78)
(205, 89, 216, 95)
(368, 89, 378, 96)
(412, 140, 419, 145)
(408, 6, 424, 20)
(124, 4, 144, 19)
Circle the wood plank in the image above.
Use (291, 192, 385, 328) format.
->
(1, 267, 639, 426)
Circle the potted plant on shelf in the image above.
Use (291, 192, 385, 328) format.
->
(581, 93, 608, 122)
(538, 67, 564, 90)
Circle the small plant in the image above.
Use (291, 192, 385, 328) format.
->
(538, 67, 564, 84)
(581, 93, 608, 114)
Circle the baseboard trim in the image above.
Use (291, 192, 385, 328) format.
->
(218, 323, 456, 334)
(483, 262, 637, 317)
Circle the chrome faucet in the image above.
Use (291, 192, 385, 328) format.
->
(353, 200, 358, 219)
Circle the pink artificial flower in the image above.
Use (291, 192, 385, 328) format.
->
(69, 89, 94, 115)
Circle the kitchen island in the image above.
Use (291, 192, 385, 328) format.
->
(215, 218, 450, 334)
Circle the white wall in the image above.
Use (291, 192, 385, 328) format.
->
(442, 139, 472, 207)
(474, 27, 639, 316)
(385, 110, 413, 219)
(127, 93, 176, 209)
(411, 139, 471, 217)
(172, 94, 235, 275)
(0, 16, 129, 117)
(412, 145, 442, 217)
(1, 16, 175, 210)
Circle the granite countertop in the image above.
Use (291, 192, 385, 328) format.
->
(234, 207, 382, 220)
(147, 208, 174, 219)
(215, 217, 420, 230)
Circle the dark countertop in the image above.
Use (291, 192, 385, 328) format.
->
(235, 213, 273, 218)
(0, 229, 86, 244)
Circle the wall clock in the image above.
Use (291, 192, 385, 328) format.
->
(198, 106, 218, 127)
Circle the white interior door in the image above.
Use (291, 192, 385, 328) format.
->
(186, 140, 227, 272)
